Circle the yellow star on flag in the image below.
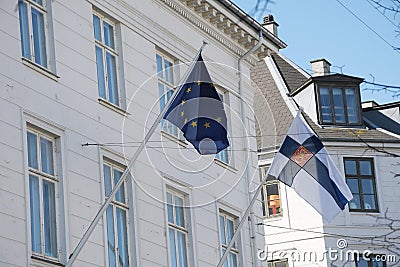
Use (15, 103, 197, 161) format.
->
(197, 80, 201, 85)
(184, 118, 188, 124)
(216, 117, 222, 123)
(190, 121, 197, 127)
(186, 87, 191, 93)
(181, 99, 185, 106)
(204, 122, 210, 128)
(181, 111, 184, 117)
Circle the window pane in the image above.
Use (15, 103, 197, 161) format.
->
(18, 1, 31, 59)
(164, 59, 174, 84)
(106, 206, 116, 267)
(361, 179, 374, 194)
(227, 218, 235, 247)
(113, 169, 125, 203)
(222, 249, 228, 267)
(356, 258, 369, 267)
(174, 196, 184, 227)
(349, 194, 361, 210)
(347, 178, 359, 193)
(106, 52, 119, 105)
(95, 46, 106, 99)
(27, 132, 38, 169)
(344, 160, 357, 175)
(103, 21, 115, 49)
(33, 0, 43, 5)
(40, 137, 54, 175)
(158, 83, 166, 111)
(29, 175, 41, 253)
(345, 88, 359, 124)
(31, 8, 47, 67)
(156, 54, 163, 78)
(267, 183, 281, 216)
(229, 252, 238, 267)
(219, 215, 226, 245)
(177, 231, 188, 267)
(167, 192, 174, 223)
(332, 88, 345, 123)
(93, 15, 102, 42)
(359, 161, 372, 175)
(169, 229, 177, 267)
(116, 208, 129, 267)
(104, 165, 112, 196)
(43, 180, 57, 257)
(275, 262, 288, 267)
(319, 88, 332, 123)
(363, 195, 377, 210)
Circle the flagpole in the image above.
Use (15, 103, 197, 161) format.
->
(216, 165, 271, 267)
(66, 41, 208, 267)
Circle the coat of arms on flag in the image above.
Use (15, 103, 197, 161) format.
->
(268, 113, 353, 221)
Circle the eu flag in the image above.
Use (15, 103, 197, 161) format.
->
(163, 53, 229, 155)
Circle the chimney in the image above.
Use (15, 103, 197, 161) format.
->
(310, 58, 331, 76)
(262, 14, 278, 37)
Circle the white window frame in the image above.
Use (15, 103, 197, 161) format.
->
(156, 51, 180, 137)
(93, 11, 121, 107)
(102, 159, 130, 267)
(26, 126, 61, 262)
(214, 89, 230, 164)
(166, 188, 189, 267)
(218, 210, 240, 267)
(260, 166, 283, 218)
(18, 0, 56, 73)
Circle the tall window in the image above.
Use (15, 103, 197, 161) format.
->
(103, 161, 129, 267)
(355, 254, 387, 267)
(260, 167, 282, 218)
(344, 158, 378, 212)
(219, 211, 239, 267)
(27, 129, 58, 259)
(215, 91, 229, 163)
(317, 86, 361, 125)
(268, 259, 288, 267)
(166, 190, 188, 267)
(93, 12, 120, 106)
(156, 52, 178, 136)
(18, 0, 51, 68)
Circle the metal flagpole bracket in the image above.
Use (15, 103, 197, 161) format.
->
(65, 42, 208, 267)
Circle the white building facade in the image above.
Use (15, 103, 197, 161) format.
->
(0, 0, 286, 266)
(253, 54, 400, 267)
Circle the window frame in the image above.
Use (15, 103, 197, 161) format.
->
(102, 159, 130, 267)
(93, 11, 121, 107)
(344, 158, 379, 213)
(156, 51, 180, 137)
(26, 127, 60, 261)
(18, 0, 56, 72)
(315, 83, 362, 126)
(166, 188, 189, 267)
(218, 210, 240, 267)
(268, 259, 289, 267)
(259, 166, 283, 218)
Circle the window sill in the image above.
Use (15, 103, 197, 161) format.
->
(214, 158, 237, 173)
(22, 58, 59, 81)
(31, 255, 64, 266)
(263, 214, 283, 221)
(98, 98, 129, 116)
(161, 130, 187, 147)
(349, 210, 380, 214)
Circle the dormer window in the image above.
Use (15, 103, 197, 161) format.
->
(317, 85, 362, 126)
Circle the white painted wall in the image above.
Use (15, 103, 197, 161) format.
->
(0, 0, 273, 266)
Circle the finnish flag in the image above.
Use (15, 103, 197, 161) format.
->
(268, 113, 353, 221)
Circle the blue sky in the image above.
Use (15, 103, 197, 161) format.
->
(232, 0, 400, 104)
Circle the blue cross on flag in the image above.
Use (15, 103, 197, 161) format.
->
(163, 53, 229, 155)
(268, 113, 353, 221)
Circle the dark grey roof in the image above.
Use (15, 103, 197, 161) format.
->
(270, 54, 309, 94)
(302, 113, 400, 143)
(363, 109, 400, 136)
(252, 54, 400, 151)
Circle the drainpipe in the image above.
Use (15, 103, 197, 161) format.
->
(238, 30, 263, 267)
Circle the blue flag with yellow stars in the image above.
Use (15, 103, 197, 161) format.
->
(163, 53, 230, 155)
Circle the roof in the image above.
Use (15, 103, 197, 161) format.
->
(363, 109, 400, 136)
(252, 54, 400, 151)
(270, 54, 309, 94)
